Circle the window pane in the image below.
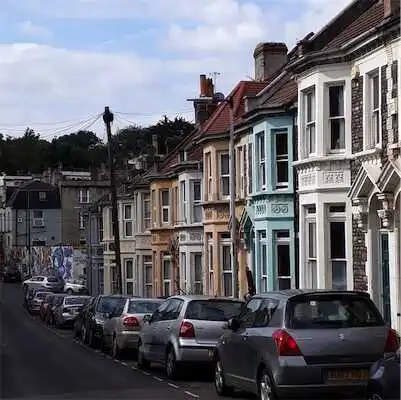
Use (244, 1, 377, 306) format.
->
(308, 222, 316, 258)
(193, 205, 202, 222)
(221, 177, 230, 196)
(125, 221, 132, 236)
(220, 154, 229, 175)
(278, 278, 291, 290)
(277, 244, 290, 276)
(145, 265, 152, 283)
(330, 222, 345, 259)
(276, 133, 288, 156)
(259, 134, 265, 159)
(194, 254, 202, 281)
(161, 191, 169, 205)
(163, 260, 170, 279)
(163, 282, 170, 297)
(330, 119, 345, 149)
(126, 260, 133, 279)
(277, 161, 288, 184)
(332, 261, 347, 290)
(223, 273, 233, 297)
(329, 86, 344, 117)
(124, 205, 132, 219)
(306, 91, 315, 122)
(126, 282, 134, 295)
(248, 143, 253, 193)
(261, 244, 267, 275)
(372, 75, 379, 109)
(222, 246, 231, 271)
(308, 124, 316, 153)
(193, 181, 201, 201)
(162, 208, 169, 222)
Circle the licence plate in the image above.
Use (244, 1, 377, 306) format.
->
(208, 349, 214, 359)
(326, 369, 369, 382)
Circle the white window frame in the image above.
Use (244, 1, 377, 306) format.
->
(124, 259, 134, 295)
(180, 252, 187, 293)
(32, 210, 44, 227)
(304, 88, 316, 156)
(275, 231, 291, 290)
(143, 255, 153, 297)
(180, 181, 187, 224)
(192, 252, 203, 295)
(305, 205, 317, 288)
(274, 129, 289, 188)
(236, 146, 244, 198)
(247, 142, 253, 195)
(327, 204, 347, 290)
(257, 132, 266, 189)
(367, 70, 381, 149)
(39, 191, 46, 201)
(207, 233, 214, 294)
(327, 83, 345, 152)
(162, 256, 171, 297)
(143, 193, 151, 231)
(79, 189, 90, 204)
(259, 230, 268, 291)
(79, 212, 85, 230)
(219, 153, 230, 199)
(160, 190, 170, 224)
(123, 204, 133, 237)
(205, 152, 212, 201)
(192, 180, 202, 223)
(220, 239, 232, 297)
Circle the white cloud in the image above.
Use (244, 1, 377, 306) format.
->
(16, 21, 52, 39)
(0, 0, 354, 138)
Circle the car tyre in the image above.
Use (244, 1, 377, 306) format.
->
(258, 368, 276, 400)
(137, 340, 150, 369)
(214, 357, 234, 397)
(66, 289, 73, 295)
(165, 346, 180, 380)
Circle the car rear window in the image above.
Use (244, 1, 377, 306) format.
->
(185, 300, 244, 321)
(97, 297, 121, 313)
(35, 292, 49, 299)
(65, 297, 87, 306)
(128, 300, 162, 314)
(47, 277, 59, 283)
(287, 294, 384, 329)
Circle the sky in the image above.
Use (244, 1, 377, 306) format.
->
(0, 0, 352, 140)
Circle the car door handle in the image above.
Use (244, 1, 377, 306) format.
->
(166, 325, 172, 330)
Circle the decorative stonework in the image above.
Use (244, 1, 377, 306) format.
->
(300, 173, 316, 187)
(204, 208, 213, 220)
(136, 235, 151, 248)
(271, 203, 289, 214)
(255, 204, 266, 216)
(323, 171, 345, 185)
(189, 231, 203, 241)
(216, 208, 229, 220)
(377, 193, 394, 230)
(352, 198, 369, 232)
(179, 234, 186, 242)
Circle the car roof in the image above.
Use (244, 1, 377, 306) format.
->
(128, 297, 163, 302)
(252, 289, 371, 301)
(169, 295, 245, 302)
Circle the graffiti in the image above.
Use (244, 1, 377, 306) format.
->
(7, 245, 86, 280)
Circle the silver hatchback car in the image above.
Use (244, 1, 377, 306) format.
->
(214, 290, 400, 399)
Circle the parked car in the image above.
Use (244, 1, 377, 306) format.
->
(81, 295, 128, 347)
(3, 265, 21, 282)
(40, 293, 56, 321)
(45, 294, 65, 325)
(366, 347, 400, 400)
(23, 275, 64, 292)
(27, 291, 51, 314)
(73, 297, 95, 339)
(64, 279, 89, 295)
(24, 285, 50, 308)
(137, 295, 244, 379)
(53, 295, 91, 328)
(213, 290, 400, 400)
(102, 297, 164, 358)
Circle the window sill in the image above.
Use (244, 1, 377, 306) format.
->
(293, 153, 351, 167)
(351, 147, 382, 160)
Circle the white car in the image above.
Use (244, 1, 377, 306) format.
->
(23, 275, 64, 292)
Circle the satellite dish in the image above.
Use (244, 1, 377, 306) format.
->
(213, 92, 225, 102)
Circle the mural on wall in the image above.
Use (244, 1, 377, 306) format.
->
(7, 246, 86, 280)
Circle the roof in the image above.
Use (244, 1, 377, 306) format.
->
(259, 77, 298, 108)
(201, 81, 270, 137)
(254, 289, 370, 300)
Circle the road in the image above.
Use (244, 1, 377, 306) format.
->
(0, 283, 250, 400)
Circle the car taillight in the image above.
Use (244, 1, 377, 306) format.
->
(384, 328, 400, 353)
(123, 316, 139, 327)
(272, 329, 302, 356)
(179, 321, 195, 338)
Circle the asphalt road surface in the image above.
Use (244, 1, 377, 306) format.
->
(0, 283, 251, 400)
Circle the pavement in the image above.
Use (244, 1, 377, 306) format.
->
(0, 283, 251, 400)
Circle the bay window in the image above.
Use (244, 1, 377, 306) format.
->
(160, 190, 170, 224)
(143, 193, 151, 231)
(257, 132, 266, 189)
(304, 88, 316, 155)
(328, 204, 347, 290)
(275, 230, 291, 289)
(219, 153, 230, 198)
(274, 129, 288, 188)
(305, 205, 317, 288)
(123, 204, 133, 237)
(328, 84, 345, 151)
(192, 180, 202, 223)
(180, 181, 186, 224)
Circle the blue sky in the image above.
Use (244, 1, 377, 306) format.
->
(0, 0, 351, 139)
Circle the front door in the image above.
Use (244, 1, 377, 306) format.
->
(379, 232, 391, 324)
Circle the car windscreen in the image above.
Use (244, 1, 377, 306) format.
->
(185, 300, 244, 321)
(65, 297, 88, 306)
(287, 294, 385, 329)
(128, 300, 162, 314)
(35, 292, 49, 299)
(97, 297, 121, 313)
(47, 277, 60, 283)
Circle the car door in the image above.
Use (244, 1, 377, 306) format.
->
(223, 298, 262, 387)
(160, 299, 184, 350)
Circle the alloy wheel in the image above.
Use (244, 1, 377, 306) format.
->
(259, 372, 273, 400)
(215, 360, 224, 392)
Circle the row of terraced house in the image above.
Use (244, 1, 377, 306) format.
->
(90, 0, 400, 333)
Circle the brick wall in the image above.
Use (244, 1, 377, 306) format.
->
(350, 76, 368, 291)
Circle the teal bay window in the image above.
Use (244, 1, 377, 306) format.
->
(273, 129, 289, 189)
(258, 230, 268, 291)
(274, 230, 291, 289)
(256, 132, 266, 190)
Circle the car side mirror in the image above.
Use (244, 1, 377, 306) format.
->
(143, 314, 152, 323)
(227, 318, 240, 331)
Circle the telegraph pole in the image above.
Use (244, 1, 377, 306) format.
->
(228, 97, 239, 299)
(103, 106, 122, 295)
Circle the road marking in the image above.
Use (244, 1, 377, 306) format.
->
(153, 376, 164, 382)
(131, 365, 138, 370)
(184, 391, 200, 398)
(168, 383, 179, 389)
(142, 371, 151, 376)
(120, 361, 128, 366)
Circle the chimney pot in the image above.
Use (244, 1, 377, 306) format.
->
(200, 74, 207, 97)
(206, 78, 214, 97)
(383, 0, 399, 19)
(253, 42, 288, 81)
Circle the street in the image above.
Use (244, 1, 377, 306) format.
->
(0, 283, 249, 400)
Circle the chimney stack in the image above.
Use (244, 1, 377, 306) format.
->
(253, 42, 288, 82)
(383, 0, 399, 19)
(200, 74, 208, 97)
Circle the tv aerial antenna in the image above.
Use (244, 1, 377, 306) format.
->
(209, 72, 221, 90)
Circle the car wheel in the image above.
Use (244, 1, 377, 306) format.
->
(214, 357, 234, 397)
(66, 289, 73, 295)
(137, 340, 150, 369)
(369, 394, 384, 400)
(258, 368, 276, 400)
(165, 347, 179, 380)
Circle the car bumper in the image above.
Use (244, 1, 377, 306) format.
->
(175, 345, 215, 363)
(117, 331, 141, 350)
(57, 313, 79, 325)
